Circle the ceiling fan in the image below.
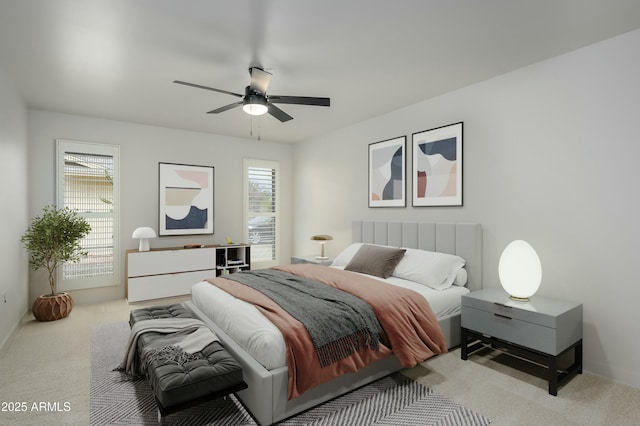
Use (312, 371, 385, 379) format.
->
(173, 67, 330, 122)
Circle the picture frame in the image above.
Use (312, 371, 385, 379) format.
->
(368, 136, 406, 207)
(412, 122, 463, 207)
(158, 162, 214, 236)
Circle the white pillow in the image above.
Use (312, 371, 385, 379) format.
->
(392, 248, 466, 290)
(330, 243, 364, 267)
(453, 267, 468, 286)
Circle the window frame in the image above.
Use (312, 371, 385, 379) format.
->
(244, 158, 280, 269)
(55, 139, 121, 291)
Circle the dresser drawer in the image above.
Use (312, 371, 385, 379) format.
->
(461, 306, 558, 354)
(127, 270, 215, 302)
(128, 247, 217, 277)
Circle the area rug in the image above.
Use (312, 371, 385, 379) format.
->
(91, 321, 491, 425)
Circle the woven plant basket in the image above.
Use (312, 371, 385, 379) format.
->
(32, 292, 74, 321)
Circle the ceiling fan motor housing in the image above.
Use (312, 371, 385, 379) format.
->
(244, 85, 267, 101)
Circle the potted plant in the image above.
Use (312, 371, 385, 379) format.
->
(21, 205, 91, 321)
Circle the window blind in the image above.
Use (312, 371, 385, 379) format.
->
(245, 161, 279, 265)
(56, 140, 120, 291)
(62, 152, 114, 279)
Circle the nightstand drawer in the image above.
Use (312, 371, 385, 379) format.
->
(462, 306, 557, 354)
(462, 288, 583, 330)
(463, 293, 554, 328)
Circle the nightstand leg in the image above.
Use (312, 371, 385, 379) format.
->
(461, 327, 468, 360)
(548, 355, 558, 396)
(576, 340, 583, 374)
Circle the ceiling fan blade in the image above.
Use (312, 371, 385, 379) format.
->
(268, 95, 330, 107)
(207, 101, 243, 114)
(267, 103, 293, 122)
(249, 67, 272, 94)
(173, 80, 243, 98)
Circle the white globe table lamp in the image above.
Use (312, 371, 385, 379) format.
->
(132, 227, 157, 252)
(498, 240, 542, 301)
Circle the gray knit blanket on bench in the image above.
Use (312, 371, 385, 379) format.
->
(227, 269, 383, 367)
(119, 318, 219, 377)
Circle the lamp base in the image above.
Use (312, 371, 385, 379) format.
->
(509, 295, 530, 302)
(315, 256, 330, 260)
(138, 239, 150, 251)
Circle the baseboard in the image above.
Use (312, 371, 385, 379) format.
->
(584, 360, 640, 391)
(0, 308, 28, 355)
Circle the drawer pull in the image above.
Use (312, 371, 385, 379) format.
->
(494, 313, 512, 320)
(494, 302, 512, 309)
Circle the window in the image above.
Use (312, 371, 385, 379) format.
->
(56, 140, 120, 290)
(244, 159, 279, 268)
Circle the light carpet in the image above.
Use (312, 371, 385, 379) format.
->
(90, 321, 491, 425)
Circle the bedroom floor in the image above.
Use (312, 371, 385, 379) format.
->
(1, 298, 639, 426)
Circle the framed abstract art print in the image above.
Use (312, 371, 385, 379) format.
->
(412, 122, 463, 206)
(368, 136, 406, 207)
(158, 162, 214, 235)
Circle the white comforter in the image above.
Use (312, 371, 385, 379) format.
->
(190, 266, 468, 370)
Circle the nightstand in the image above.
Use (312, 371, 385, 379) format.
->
(461, 288, 583, 395)
(290, 255, 334, 266)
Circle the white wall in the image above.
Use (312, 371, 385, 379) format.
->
(28, 111, 293, 304)
(0, 64, 29, 350)
(293, 29, 640, 388)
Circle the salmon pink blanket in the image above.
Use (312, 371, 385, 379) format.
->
(207, 263, 447, 398)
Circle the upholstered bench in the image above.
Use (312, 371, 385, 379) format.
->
(129, 304, 248, 422)
(129, 303, 193, 325)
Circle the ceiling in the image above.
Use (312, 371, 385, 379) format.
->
(1, 0, 640, 144)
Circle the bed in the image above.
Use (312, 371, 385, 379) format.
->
(185, 220, 482, 425)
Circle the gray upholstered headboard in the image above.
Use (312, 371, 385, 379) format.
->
(352, 221, 483, 291)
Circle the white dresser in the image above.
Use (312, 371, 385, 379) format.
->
(126, 244, 250, 302)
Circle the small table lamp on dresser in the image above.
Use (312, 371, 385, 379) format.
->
(132, 227, 157, 251)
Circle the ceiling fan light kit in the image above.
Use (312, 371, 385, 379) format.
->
(242, 89, 268, 116)
(243, 102, 268, 116)
(174, 66, 330, 122)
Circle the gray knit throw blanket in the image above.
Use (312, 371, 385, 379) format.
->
(227, 269, 382, 367)
(143, 346, 202, 374)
